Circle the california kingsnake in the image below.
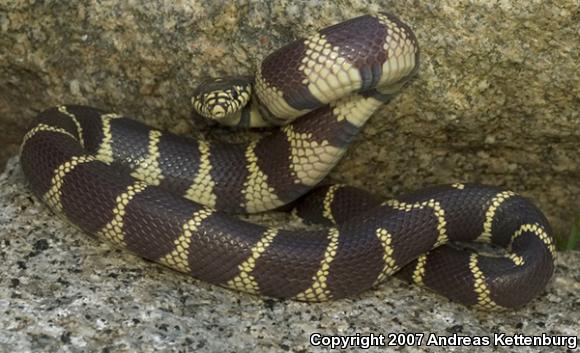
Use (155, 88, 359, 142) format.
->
(19, 13, 555, 309)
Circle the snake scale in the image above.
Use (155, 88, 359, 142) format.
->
(20, 13, 556, 309)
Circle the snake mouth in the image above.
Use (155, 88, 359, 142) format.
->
(210, 105, 227, 119)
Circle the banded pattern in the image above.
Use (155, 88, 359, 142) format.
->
(255, 12, 418, 125)
(292, 184, 555, 308)
(44, 155, 97, 213)
(19, 13, 555, 309)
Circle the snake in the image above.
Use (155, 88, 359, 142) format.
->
(19, 13, 556, 310)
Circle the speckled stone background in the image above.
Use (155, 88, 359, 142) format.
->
(1, 1, 579, 352)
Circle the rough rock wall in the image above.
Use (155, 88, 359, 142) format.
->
(0, 1, 578, 240)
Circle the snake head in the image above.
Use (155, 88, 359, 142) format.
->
(191, 76, 253, 123)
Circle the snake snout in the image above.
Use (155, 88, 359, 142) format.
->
(202, 91, 233, 119)
(211, 105, 227, 119)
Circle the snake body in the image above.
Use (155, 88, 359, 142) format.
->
(20, 13, 555, 309)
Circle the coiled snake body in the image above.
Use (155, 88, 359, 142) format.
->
(20, 13, 555, 309)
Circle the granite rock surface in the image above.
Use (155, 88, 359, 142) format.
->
(1, 1, 580, 350)
(0, 1, 578, 241)
(0, 157, 579, 352)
